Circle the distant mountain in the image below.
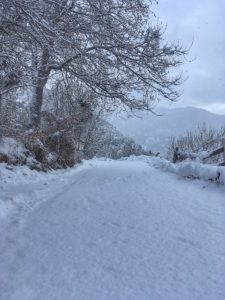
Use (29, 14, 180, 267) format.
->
(109, 107, 225, 154)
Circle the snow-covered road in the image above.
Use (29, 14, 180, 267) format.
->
(0, 158, 225, 300)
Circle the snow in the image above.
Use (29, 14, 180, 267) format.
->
(0, 158, 225, 300)
(0, 137, 27, 159)
(0, 162, 86, 220)
(147, 156, 225, 184)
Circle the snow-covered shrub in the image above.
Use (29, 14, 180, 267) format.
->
(22, 125, 76, 169)
(0, 137, 39, 169)
(41, 112, 77, 168)
(167, 124, 225, 164)
(22, 129, 50, 168)
(47, 131, 77, 168)
(0, 137, 27, 164)
(149, 157, 225, 185)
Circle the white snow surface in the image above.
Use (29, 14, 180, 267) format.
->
(147, 156, 225, 184)
(0, 157, 225, 300)
(0, 138, 27, 159)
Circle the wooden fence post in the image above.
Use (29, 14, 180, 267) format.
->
(222, 137, 225, 163)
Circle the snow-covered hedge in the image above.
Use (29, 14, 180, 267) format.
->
(149, 157, 225, 185)
(0, 137, 43, 169)
(0, 137, 28, 160)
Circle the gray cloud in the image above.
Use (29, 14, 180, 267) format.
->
(153, 0, 225, 114)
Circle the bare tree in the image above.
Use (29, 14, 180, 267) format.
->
(167, 124, 225, 163)
(1, 0, 186, 128)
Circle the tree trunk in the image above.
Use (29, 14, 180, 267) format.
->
(29, 82, 45, 128)
(29, 48, 50, 128)
(0, 93, 2, 137)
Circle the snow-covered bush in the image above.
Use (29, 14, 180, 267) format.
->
(167, 124, 225, 164)
(149, 157, 225, 185)
(0, 137, 40, 169)
(0, 137, 28, 164)
(41, 112, 79, 168)
(22, 128, 50, 167)
(23, 120, 79, 169)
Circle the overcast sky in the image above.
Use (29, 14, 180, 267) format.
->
(153, 0, 225, 114)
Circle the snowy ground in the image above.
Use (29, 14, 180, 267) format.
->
(0, 158, 225, 300)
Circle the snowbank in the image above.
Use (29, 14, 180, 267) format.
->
(0, 137, 28, 161)
(0, 162, 45, 184)
(0, 137, 40, 168)
(0, 161, 89, 221)
(148, 157, 225, 184)
(0, 163, 49, 220)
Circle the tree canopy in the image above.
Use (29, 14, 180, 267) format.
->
(0, 0, 186, 127)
